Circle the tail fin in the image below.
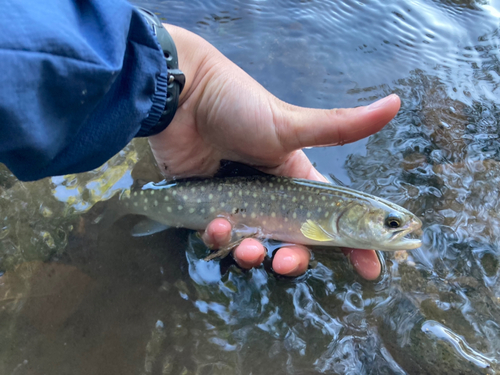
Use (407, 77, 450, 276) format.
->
(92, 194, 128, 232)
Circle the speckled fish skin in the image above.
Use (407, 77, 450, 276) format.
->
(121, 176, 422, 251)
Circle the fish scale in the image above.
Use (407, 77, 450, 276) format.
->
(119, 175, 422, 252)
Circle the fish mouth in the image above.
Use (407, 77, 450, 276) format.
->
(387, 224, 422, 250)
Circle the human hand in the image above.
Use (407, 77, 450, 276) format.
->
(148, 25, 401, 280)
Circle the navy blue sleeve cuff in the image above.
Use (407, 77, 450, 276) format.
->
(136, 65, 169, 137)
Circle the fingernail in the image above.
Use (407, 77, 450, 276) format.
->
(281, 255, 299, 274)
(368, 94, 396, 110)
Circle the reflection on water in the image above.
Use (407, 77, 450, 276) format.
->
(2, 0, 500, 373)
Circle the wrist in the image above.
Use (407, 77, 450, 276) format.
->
(162, 24, 219, 107)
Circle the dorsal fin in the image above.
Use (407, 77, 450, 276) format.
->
(214, 160, 269, 178)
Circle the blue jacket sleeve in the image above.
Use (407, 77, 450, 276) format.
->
(0, 0, 169, 181)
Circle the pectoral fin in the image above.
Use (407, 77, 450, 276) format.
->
(300, 220, 334, 242)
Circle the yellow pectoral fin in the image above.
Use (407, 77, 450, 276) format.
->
(300, 220, 334, 242)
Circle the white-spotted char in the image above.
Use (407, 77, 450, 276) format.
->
(120, 176, 422, 251)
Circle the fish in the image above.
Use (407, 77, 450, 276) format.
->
(108, 175, 422, 259)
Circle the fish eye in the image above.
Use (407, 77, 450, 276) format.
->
(385, 213, 402, 229)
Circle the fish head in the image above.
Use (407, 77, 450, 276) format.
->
(333, 201, 422, 251)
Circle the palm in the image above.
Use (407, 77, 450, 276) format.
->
(149, 62, 296, 179)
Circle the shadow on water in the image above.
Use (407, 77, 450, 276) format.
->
(2, 0, 500, 374)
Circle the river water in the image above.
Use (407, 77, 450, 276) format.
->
(1, 0, 500, 374)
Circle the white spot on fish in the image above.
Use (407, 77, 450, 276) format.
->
(324, 212, 329, 218)
(218, 186, 222, 191)
(280, 185, 284, 190)
(318, 207, 321, 213)
(271, 212, 276, 218)
(322, 196, 326, 201)
(144, 206, 148, 211)
(238, 190, 243, 197)
(284, 217, 288, 222)
(133, 192, 138, 196)
(134, 202, 138, 207)
(201, 208, 205, 214)
(293, 212, 297, 219)
(140, 191, 144, 195)
(172, 191, 177, 196)
(301, 195, 305, 200)
(254, 203, 258, 208)
(178, 205, 183, 210)
(282, 204, 286, 210)
(271, 195, 276, 200)
(221, 202, 226, 207)
(150, 190, 154, 195)
(189, 208, 195, 213)
(154, 200, 158, 206)
(251, 212, 256, 219)
(299, 188, 302, 192)
(242, 213, 247, 218)
(228, 191, 233, 197)
(210, 207, 215, 213)
(253, 193, 257, 198)
(244, 202, 249, 208)
(260, 212, 264, 216)
(287, 186, 291, 191)
(191, 187, 195, 193)
(307, 212, 311, 218)
(144, 198, 148, 203)
(183, 195, 188, 200)
(209, 194, 213, 200)
(164, 196, 169, 202)
(262, 188, 266, 192)
(197, 199, 201, 203)
(292, 197, 297, 203)
(246, 191, 250, 196)
(263, 220, 267, 225)
(167, 207, 172, 213)
(308, 196, 312, 202)
(201, 186, 205, 192)
(261, 203, 265, 208)
(269, 183, 273, 188)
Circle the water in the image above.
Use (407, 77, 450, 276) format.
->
(1, 0, 500, 373)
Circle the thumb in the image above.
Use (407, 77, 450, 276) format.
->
(275, 94, 401, 152)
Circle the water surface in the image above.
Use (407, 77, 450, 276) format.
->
(1, 0, 500, 374)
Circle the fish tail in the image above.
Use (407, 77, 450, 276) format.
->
(93, 194, 128, 232)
